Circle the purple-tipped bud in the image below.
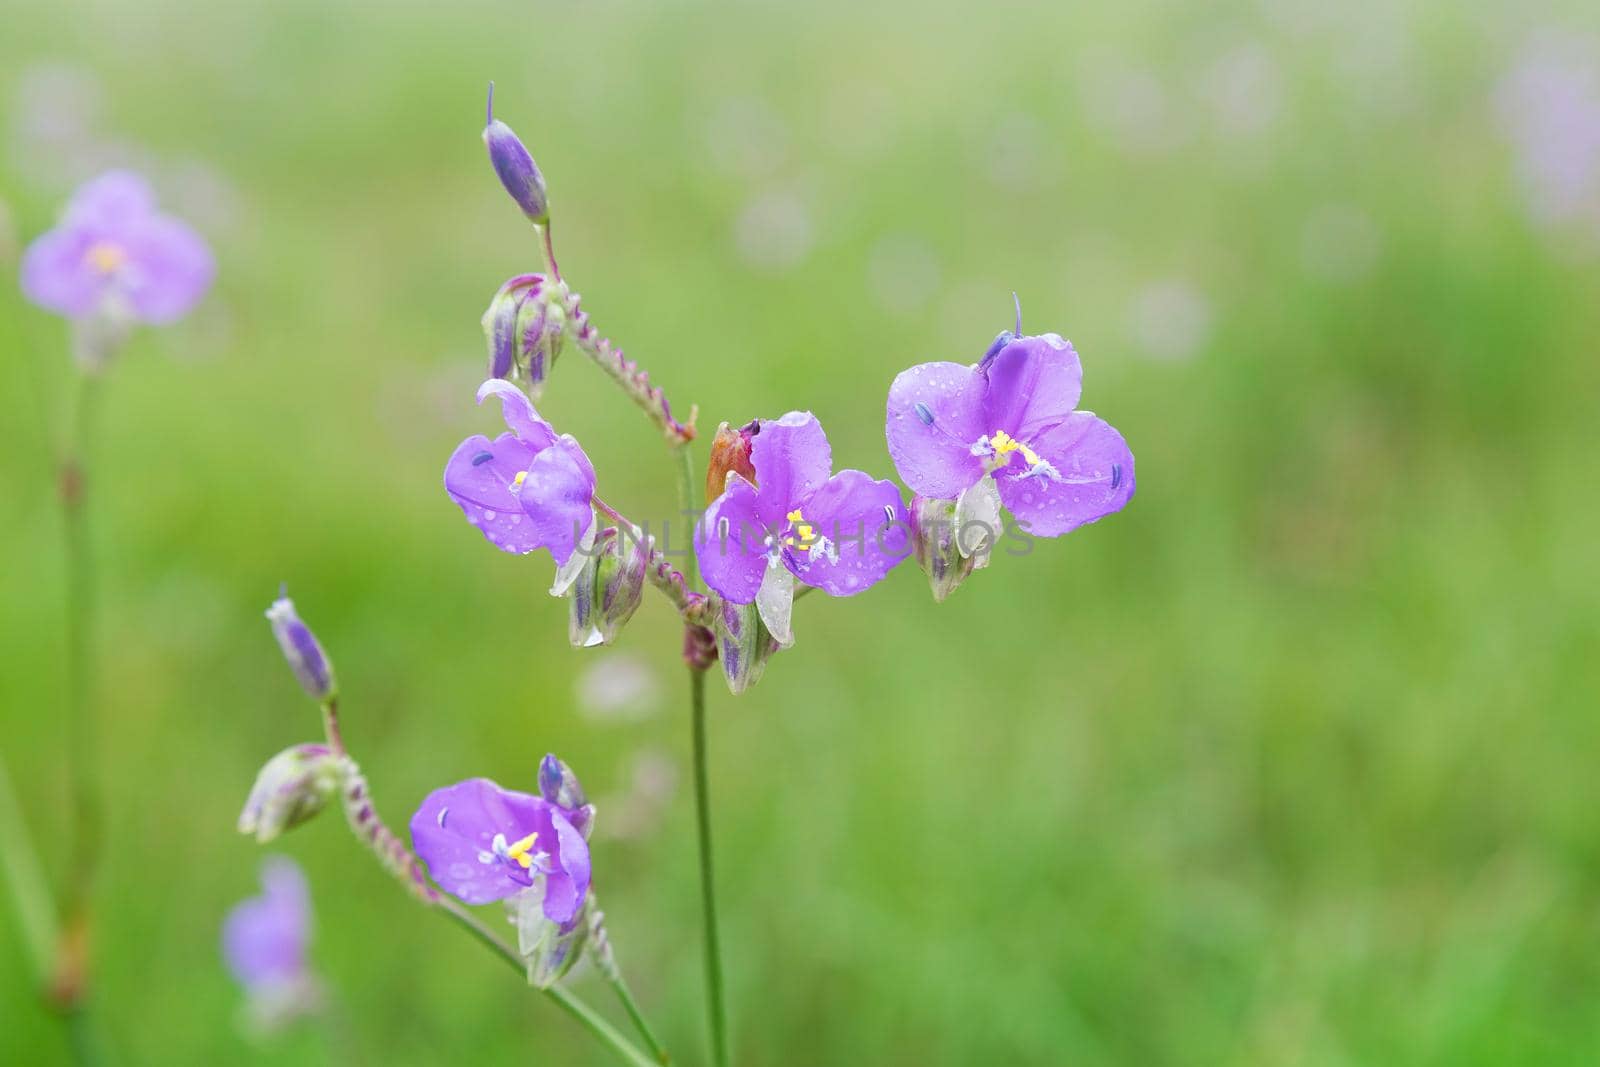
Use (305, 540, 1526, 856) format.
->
(482, 274, 538, 380)
(909, 495, 977, 603)
(538, 754, 595, 840)
(265, 591, 336, 702)
(508, 886, 590, 988)
(594, 525, 649, 644)
(566, 530, 607, 648)
(237, 743, 341, 843)
(713, 596, 779, 695)
(484, 83, 549, 224)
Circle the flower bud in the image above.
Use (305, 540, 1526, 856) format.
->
(566, 531, 607, 648)
(910, 496, 977, 602)
(265, 591, 336, 702)
(482, 274, 538, 380)
(515, 289, 559, 396)
(713, 596, 779, 695)
(484, 84, 549, 224)
(594, 525, 649, 644)
(539, 754, 595, 840)
(704, 420, 759, 504)
(237, 743, 341, 843)
(508, 886, 588, 989)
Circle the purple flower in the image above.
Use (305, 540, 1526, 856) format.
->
(223, 856, 315, 1003)
(696, 412, 910, 644)
(444, 379, 597, 564)
(21, 170, 212, 324)
(886, 331, 1134, 540)
(410, 776, 592, 926)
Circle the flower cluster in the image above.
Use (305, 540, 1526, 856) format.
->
(443, 102, 1137, 687)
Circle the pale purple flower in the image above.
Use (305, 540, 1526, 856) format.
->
(223, 856, 318, 1022)
(1494, 32, 1600, 234)
(697, 412, 910, 644)
(444, 379, 597, 564)
(886, 330, 1135, 540)
(410, 775, 592, 924)
(21, 170, 212, 324)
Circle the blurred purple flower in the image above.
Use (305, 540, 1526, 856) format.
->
(444, 379, 597, 563)
(223, 856, 319, 1028)
(1495, 32, 1600, 234)
(21, 170, 213, 324)
(697, 412, 909, 644)
(409, 775, 591, 924)
(886, 330, 1135, 541)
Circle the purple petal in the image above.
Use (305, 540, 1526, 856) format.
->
(750, 412, 832, 526)
(445, 432, 544, 554)
(885, 361, 987, 499)
(540, 810, 591, 927)
(63, 171, 157, 233)
(119, 214, 214, 323)
(477, 378, 556, 450)
(981, 334, 1084, 441)
(516, 436, 596, 565)
(697, 475, 769, 604)
(410, 779, 548, 906)
(996, 412, 1135, 537)
(20, 226, 105, 319)
(222, 856, 309, 989)
(789, 470, 911, 596)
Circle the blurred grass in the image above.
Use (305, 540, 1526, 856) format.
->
(3, 0, 1600, 1063)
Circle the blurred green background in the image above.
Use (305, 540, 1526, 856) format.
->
(4, 0, 1600, 1063)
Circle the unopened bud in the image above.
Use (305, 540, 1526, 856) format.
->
(713, 596, 779, 695)
(704, 420, 759, 504)
(508, 887, 588, 989)
(594, 525, 648, 644)
(910, 495, 977, 602)
(482, 274, 538, 380)
(539, 753, 595, 839)
(237, 743, 340, 843)
(483, 83, 549, 224)
(566, 530, 607, 648)
(265, 590, 336, 702)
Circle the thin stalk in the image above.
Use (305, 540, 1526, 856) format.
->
(688, 668, 727, 1067)
(0, 750, 58, 981)
(434, 900, 656, 1067)
(57, 368, 102, 1021)
(604, 970, 671, 1066)
(674, 439, 728, 1067)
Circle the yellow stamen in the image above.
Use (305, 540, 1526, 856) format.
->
(989, 430, 1043, 468)
(505, 831, 539, 870)
(785, 508, 816, 551)
(84, 241, 127, 275)
(511, 470, 529, 490)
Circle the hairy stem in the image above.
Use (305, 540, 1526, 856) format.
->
(560, 287, 696, 445)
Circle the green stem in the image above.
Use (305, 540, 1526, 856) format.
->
(605, 970, 671, 1065)
(54, 370, 103, 1042)
(435, 899, 657, 1067)
(0, 750, 58, 981)
(675, 439, 728, 1066)
(689, 667, 728, 1067)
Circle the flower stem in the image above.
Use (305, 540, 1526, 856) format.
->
(604, 971, 671, 1065)
(688, 667, 728, 1067)
(560, 288, 697, 445)
(674, 439, 729, 1067)
(0, 749, 57, 983)
(57, 368, 102, 1016)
